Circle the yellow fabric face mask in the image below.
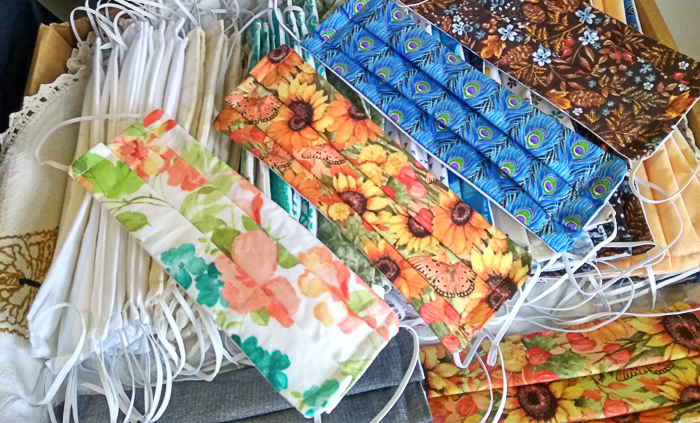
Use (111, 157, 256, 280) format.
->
(608, 129, 700, 275)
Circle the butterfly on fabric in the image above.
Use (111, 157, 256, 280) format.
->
(300, 145, 346, 164)
(616, 362, 674, 382)
(263, 145, 293, 170)
(409, 256, 475, 298)
(225, 90, 282, 124)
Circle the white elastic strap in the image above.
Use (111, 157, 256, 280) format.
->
(369, 325, 420, 423)
(487, 262, 543, 365)
(489, 346, 508, 422)
(0, 303, 86, 420)
(453, 331, 490, 369)
(35, 113, 144, 171)
(628, 141, 700, 204)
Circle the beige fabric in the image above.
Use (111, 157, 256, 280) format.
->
(607, 130, 700, 275)
(602, 0, 627, 23)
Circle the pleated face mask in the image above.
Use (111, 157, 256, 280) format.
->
(301, 0, 627, 253)
(70, 111, 399, 417)
(411, 0, 700, 160)
(215, 47, 533, 353)
(421, 302, 700, 422)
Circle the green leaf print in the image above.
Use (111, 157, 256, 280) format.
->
(340, 359, 371, 379)
(116, 211, 149, 232)
(347, 291, 376, 314)
(538, 350, 587, 379)
(521, 335, 558, 352)
(277, 246, 298, 269)
(210, 174, 236, 195)
(250, 307, 271, 326)
(181, 186, 224, 218)
(211, 227, 240, 257)
(122, 122, 148, 137)
(71, 152, 103, 177)
(241, 214, 260, 232)
(191, 205, 228, 233)
(181, 142, 206, 171)
(84, 159, 144, 199)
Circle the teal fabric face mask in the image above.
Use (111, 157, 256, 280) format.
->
(301, 0, 627, 253)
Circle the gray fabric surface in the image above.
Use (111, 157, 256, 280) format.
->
(56, 329, 432, 422)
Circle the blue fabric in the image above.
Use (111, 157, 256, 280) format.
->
(302, 0, 627, 252)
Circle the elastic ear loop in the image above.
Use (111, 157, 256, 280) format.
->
(367, 325, 420, 423)
(628, 128, 700, 204)
(34, 113, 145, 172)
(71, 5, 129, 50)
(0, 304, 87, 420)
(604, 267, 700, 306)
(486, 262, 544, 366)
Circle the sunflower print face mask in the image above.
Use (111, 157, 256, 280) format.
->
(411, 0, 700, 160)
(215, 46, 533, 353)
(421, 302, 700, 422)
(301, 0, 627, 253)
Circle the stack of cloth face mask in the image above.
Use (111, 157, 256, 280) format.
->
(214, 46, 534, 353)
(422, 302, 700, 422)
(301, 0, 628, 254)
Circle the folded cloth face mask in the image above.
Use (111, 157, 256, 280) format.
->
(411, 0, 700, 160)
(301, 0, 627, 253)
(215, 47, 533, 353)
(605, 129, 700, 275)
(69, 112, 399, 417)
(421, 302, 700, 422)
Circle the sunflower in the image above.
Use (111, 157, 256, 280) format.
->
(569, 319, 632, 345)
(278, 78, 333, 132)
(267, 108, 321, 151)
(472, 245, 532, 312)
(627, 303, 700, 361)
(326, 94, 381, 147)
(364, 239, 425, 300)
(504, 379, 583, 423)
(384, 151, 409, 177)
(432, 191, 490, 257)
(659, 362, 700, 404)
(250, 45, 304, 89)
(333, 172, 392, 218)
(388, 209, 439, 253)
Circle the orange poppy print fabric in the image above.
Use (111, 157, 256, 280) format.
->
(422, 302, 700, 422)
(215, 46, 533, 351)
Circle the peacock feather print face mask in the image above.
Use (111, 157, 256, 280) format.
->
(300, 0, 627, 252)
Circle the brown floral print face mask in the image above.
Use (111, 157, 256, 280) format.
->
(411, 0, 700, 160)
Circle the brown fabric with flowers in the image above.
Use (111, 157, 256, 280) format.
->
(412, 0, 700, 160)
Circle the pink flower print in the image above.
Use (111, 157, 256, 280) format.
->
(232, 230, 299, 327)
(216, 254, 269, 314)
(166, 158, 207, 191)
(297, 246, 350, 303)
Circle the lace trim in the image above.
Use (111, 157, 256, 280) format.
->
(0, 34, 94, 161)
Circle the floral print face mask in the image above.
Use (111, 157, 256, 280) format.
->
(300, 0, 627, 253)
(215, 47, 533, 353)
(421, 302, 700, 422)
(70, 112, 399, 417)
(411, 0, 700, 160)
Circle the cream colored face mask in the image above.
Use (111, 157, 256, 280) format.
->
(607, 129, 700, 275)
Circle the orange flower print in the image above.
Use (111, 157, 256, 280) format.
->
(432, 191, 491, 257)
(364, 239, 425, 301)
(267, 108, 322, 151)
(142, 109, 165, 127)
(250, 45, 304, 89)
(110, 135, 166, 178)
(213, 106, 241, 131)
(231, 229, 300, 328)
(297, 246, 351, 303)
(326, 94, 381, 147)
(166, 159, 207, 191)
(216, 255, 270, 314)
(282, 169, 323, 207)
